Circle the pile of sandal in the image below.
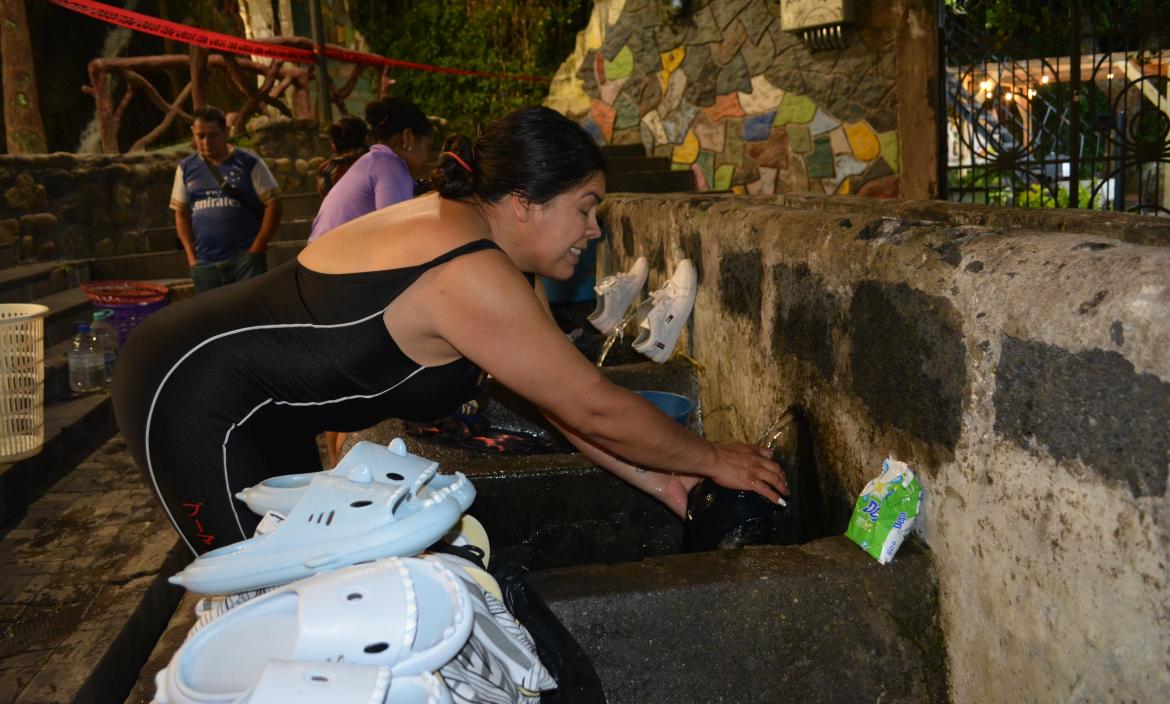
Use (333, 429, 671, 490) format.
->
(153, 439, 555, 704)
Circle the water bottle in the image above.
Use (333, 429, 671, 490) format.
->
(68, 323, 105, 393)
(90, 309, 119, 384)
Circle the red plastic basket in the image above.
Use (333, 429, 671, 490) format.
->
(82, 281, 170, 346)
(81, 280, 170, 306)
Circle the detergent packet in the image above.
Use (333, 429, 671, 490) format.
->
(845, 457, 922, 564)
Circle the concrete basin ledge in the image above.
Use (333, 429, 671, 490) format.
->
(598, 192, 1170, 703)
(528, 536, 946, 704)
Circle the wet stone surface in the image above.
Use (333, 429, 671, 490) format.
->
(0, 435, 186, 704)
(681, 230, 705, 285)
(528, 537, 948, 704)
(718, 248, 764, 325)
(770, 262, 839, 379)
(848, 280, 966, 453)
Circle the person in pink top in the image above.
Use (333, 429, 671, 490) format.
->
(309, 97, 433, 242)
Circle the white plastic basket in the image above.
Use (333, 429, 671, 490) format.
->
(0, 304, 49, 462)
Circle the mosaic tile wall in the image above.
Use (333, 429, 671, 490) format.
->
(549, 0, 901, 197)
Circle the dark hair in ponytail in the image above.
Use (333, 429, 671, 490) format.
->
(431, 106, 607, 204)
(364, 97, 433, 142)
(328, 115, 368, 152)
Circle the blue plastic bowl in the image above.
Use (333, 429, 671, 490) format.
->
(636, 390, 694, 426)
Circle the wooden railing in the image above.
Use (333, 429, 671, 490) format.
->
(84, 37, 388, 153)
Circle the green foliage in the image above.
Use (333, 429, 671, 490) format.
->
(948, 166, 1106, 209)
(349, 0, 589, 138)
(945, 0, 1159, 40)
(1014, 182, 1070, 208)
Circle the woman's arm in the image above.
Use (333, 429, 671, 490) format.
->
(544, 412, 699, 517)
(430, 254, 787, 502)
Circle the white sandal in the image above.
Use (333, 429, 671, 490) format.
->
(155, 558, 472, 704)
(171, 458, 465, 594)
(237, 439, 475, 517)
(238, 660, 452, 704)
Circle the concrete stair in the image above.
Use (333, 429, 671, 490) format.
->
(0, 239, 309, 535)
(600, 144, 648, 158)
(608, 169, 696, 193)
(0, 262, 90, 306)
(601, 144, 696, 194)
(126, 191, 320, 259)
(0, 201, 323, 701)
(281, 192, 323, 220)
(0, 435, 188, 704)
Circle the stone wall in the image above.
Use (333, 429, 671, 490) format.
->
(548, 0, 935, 198)
(598, 193, 1170, 703)
(0, 119, 327, 268)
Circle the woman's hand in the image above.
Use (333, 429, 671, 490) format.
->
(705, 442, 788, 504)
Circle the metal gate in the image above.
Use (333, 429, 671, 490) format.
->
(940, 0, 1169, 214)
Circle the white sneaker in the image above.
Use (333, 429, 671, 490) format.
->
(588, 257, 649, 335)
(633, 259, 697, 364)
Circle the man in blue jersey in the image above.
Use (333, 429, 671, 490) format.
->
(170, 106, 283, 293)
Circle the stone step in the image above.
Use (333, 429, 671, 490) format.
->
(274, 219, 311, 242)
(607, 170, 695, 193)
(34, 276, 189, 349)
(34, 287, 93, 349)
(605, 156, 671, 174)
(0, 391, 115, 528)
(43, 339, 74, 405)
(525, 537, 948, 703)
(282, 192, 322, 220)
(125, 593, 200, 704)
(40, 277, 187, 406)
(136, 227, 182, 255)
(0, 260, 90, 305)
(601, 143, 647, 158)
(89, 240, 307, 284)
(135, 217, 312, 254)
(0, 434, 188, 704)
(91, 252, 190, 283)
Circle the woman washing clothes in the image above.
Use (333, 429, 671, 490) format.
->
(112, 106, 787, 556)
(309, 96, 434, 243)
(311, 98, 434, 462)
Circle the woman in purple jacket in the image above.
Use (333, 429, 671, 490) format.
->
(309, 97, 433, 242)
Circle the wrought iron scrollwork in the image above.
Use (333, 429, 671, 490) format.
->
(941, 0, 1169, 215)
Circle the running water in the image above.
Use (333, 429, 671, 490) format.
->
(76, 0, 143, 153)
(595, 299, 654, 367)
(757, 411, 796, 507)
(680, 410, 795, 552)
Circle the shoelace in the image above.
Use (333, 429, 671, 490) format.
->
(593, 274, 622, 296)
(648, 280, 682, 305)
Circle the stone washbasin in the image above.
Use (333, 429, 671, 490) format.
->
(345, 348, 946, 703)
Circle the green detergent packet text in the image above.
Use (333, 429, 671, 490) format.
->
(845, 458, 923, 564)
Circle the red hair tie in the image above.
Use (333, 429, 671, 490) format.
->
(442, 151, 473, 174)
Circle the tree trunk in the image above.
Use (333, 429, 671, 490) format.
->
(1, 0, 48, 154)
